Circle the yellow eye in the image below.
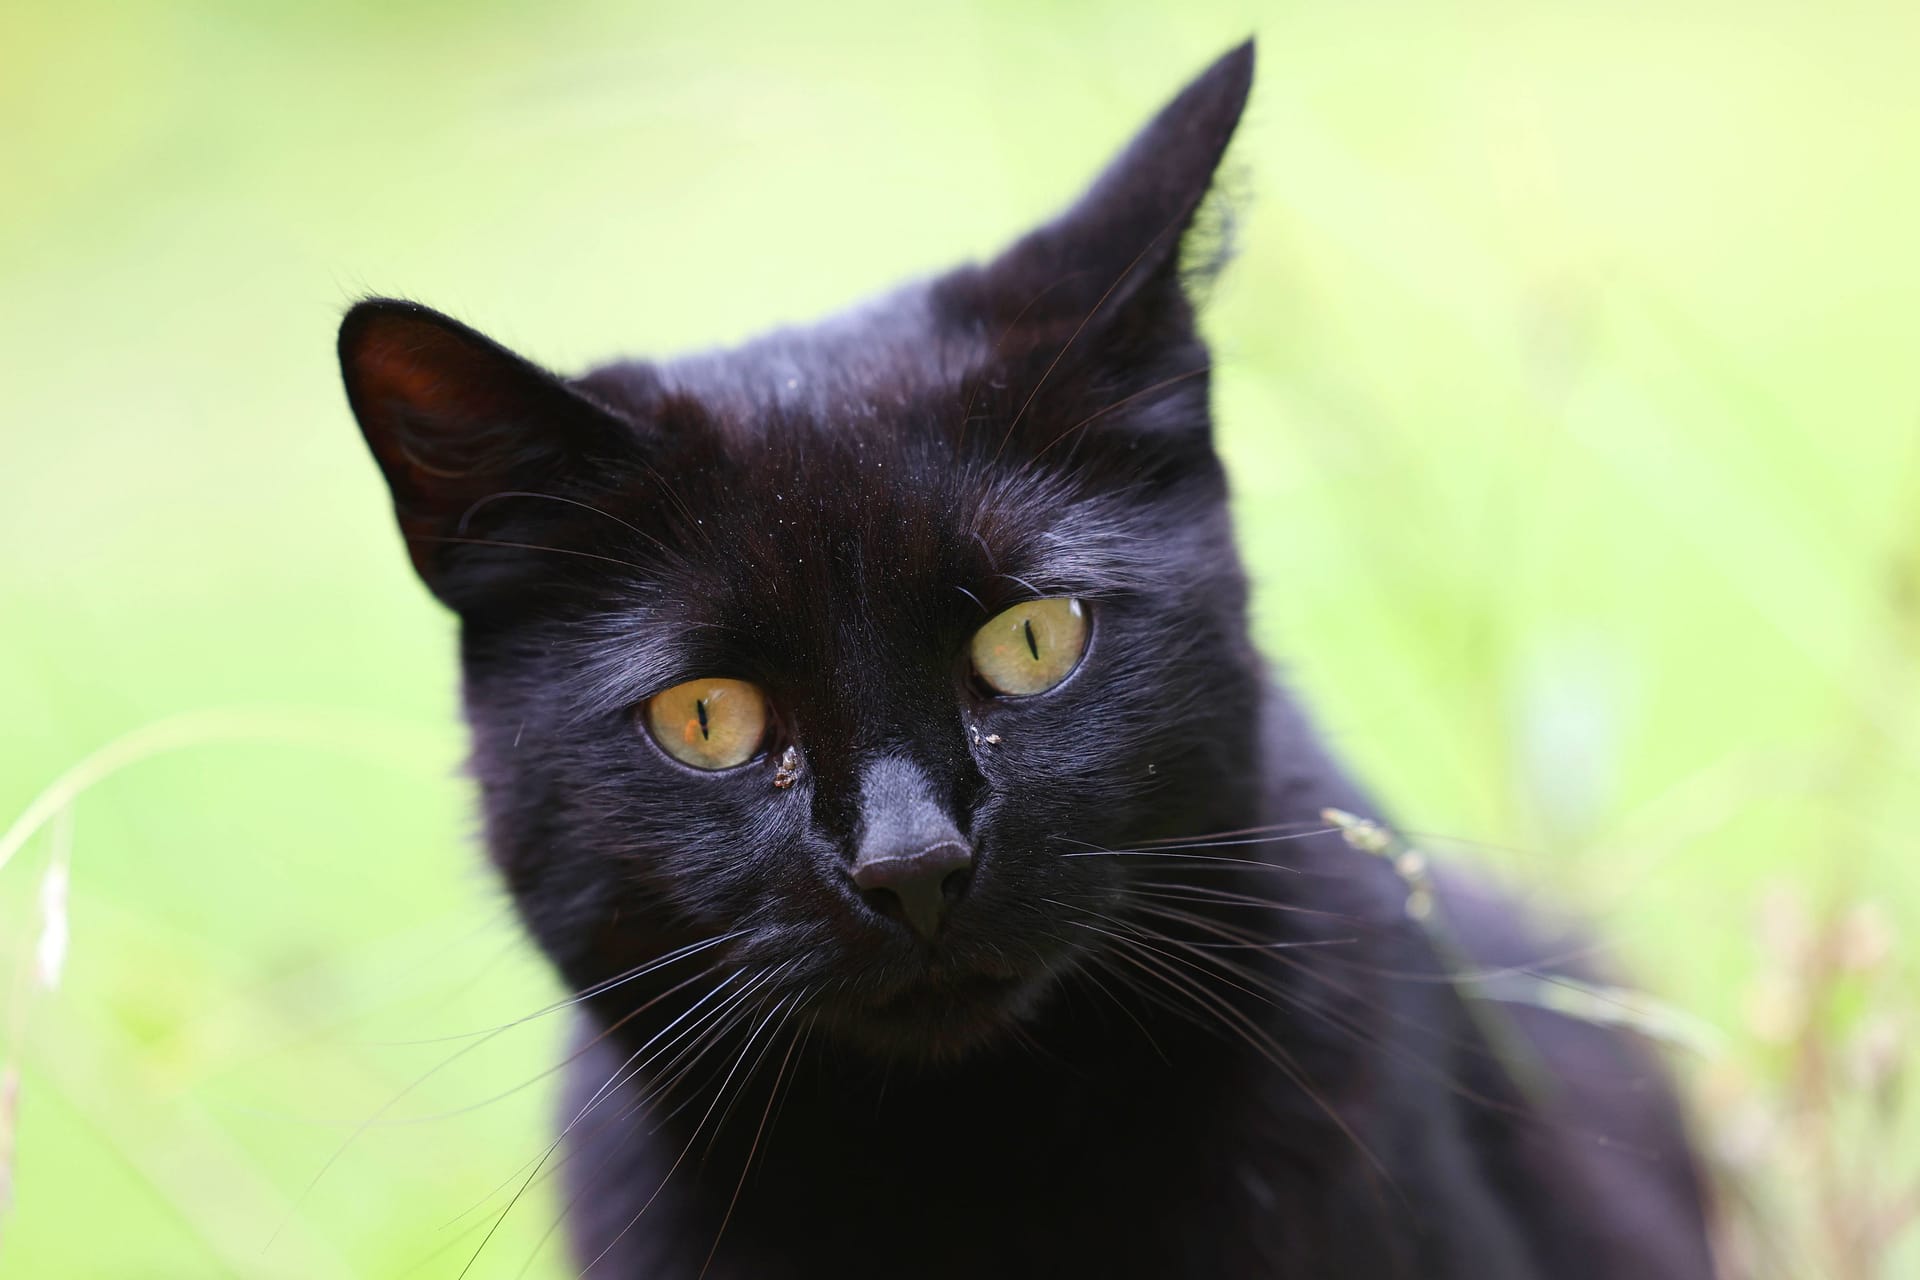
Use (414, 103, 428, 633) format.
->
(645, 678, 769, 770)
(969, 598, 1088, 696)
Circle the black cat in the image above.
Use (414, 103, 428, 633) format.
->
(339, 40, 1714, 1279)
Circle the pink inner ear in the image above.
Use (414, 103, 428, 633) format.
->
(354, 321, 491, 425)
(347, 315, 545, 490)
(341, 298, 627, 601)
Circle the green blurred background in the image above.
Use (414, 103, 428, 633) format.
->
(3, 1, 1916, 1275)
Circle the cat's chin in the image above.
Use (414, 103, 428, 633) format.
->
(819, 966, 1059, 1062)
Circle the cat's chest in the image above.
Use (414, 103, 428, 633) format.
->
(556, 1033, 1500, 1280)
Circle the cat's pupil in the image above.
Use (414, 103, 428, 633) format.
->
(1024, 618, 1039, 661)
(695, 698, 709, 740)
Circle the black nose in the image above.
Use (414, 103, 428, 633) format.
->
(852, 841, 973, 940)
(850, 757, 973, 940)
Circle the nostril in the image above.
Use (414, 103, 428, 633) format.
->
(940, 867, 971, 905)
(861, 886, 904, 923)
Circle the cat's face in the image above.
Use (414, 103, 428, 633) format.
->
(341, 45, 1261, 1059)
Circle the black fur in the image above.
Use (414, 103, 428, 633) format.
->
(339, 41, 1715, 1279)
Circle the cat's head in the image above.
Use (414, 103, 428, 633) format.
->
(340, 43, 1265, 1059)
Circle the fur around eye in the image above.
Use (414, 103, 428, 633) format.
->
(644, 678, 768, 769)
(969, 598, 1088, 696)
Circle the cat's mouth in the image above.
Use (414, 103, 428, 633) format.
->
(870, 971, 1021, 1017)
(822, 960, 1060, 1058)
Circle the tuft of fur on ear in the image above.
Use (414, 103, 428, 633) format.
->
(1175, 158, 1246, 313)
(338, 298, 642, 612)
(965, 39, 1255, 332)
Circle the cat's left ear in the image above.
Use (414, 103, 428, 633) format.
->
(960, 40, 1254, 340)
(339, 298, 643, 611)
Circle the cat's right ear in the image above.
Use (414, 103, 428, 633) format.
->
(339, 299, 639, 611)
